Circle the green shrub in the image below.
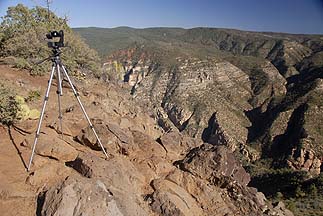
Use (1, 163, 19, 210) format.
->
(25, 90, 41, 102)
(295, 185, 306, 198)
(13, 57, 31, 69)
(0, 81, 19, 125)
(308, 184, 318, 198)
(286, 199, 296, 212)
(274, 191, 284, 200)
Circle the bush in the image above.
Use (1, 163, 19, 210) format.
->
(15, 95, 40, 120)
(25, 90, 41, 102)
(13, 57, 31, 69)
(285, 199, 296, 212)
(0, 4, 101, 76)
(295, 185, 305, 198)
(0, 81, 19, 125)
(308, 184, 318, 197)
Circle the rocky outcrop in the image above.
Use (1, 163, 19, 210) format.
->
(250, 61, 287, 111)
(268, 41, 312, 78)
(35, 134, 78, 162)
(150, 178, 204, 216)
(287, 148, 322, 176)
(149, 144, 293, 216)
(40, 176, 129, 216)
(38, 121, 293, 216)
(176, 144, 251, 186)
(158, 130, 200, 161)
(62, 152, 153, 216)
(269, 78, 323, 175)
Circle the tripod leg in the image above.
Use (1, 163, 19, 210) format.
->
(56, 65, 63, 139)
(60, 65, 110, 159)
(27, 66, 56, 172)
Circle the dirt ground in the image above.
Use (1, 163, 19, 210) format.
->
(0, 65, 97, 215)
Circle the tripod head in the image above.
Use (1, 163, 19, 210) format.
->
(46, 30, 65, 49)
(35, 30, 65, 65)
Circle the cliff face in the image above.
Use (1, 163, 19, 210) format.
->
(133, 58, 253, 152)
(99, 28, 323, 177)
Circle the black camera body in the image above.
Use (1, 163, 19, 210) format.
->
(46, 30, 64, 48)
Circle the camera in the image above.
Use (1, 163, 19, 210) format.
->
(46, 30, 65, 48)
(46, 30, 63, 39)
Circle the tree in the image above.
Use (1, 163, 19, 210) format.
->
(0, 4, 101, 76)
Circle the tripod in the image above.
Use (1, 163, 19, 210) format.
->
(27, 47, 109, 172)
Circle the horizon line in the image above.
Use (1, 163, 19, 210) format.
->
(71, 25, 323, 36)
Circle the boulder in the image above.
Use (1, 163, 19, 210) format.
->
(76, 122, 137, 156)
(64, 153, 153, 215)
(107, 122, 134, 145)
(14, 119, 38, 134)
(40, 176, 124, 216)
(35, 130, 78, 162)
(177, 144, 250, 186)
(130, 130, 171, 180)
(47, 120, 74, 136)
(158, 130, 200, 161)
(151, 179, 203, 216)
(74, 153, 147, 191)
(76, 123, 108, 151)
(26, 161, 72, 187)
(132, 130, 166, 158)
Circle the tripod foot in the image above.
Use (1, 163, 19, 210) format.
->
(104, 152, 114, 160)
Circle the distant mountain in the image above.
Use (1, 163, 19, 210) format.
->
(73, 27, 323, 58)
(73, 27, 185, 57)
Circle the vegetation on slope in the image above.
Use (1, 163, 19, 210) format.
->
(247, 163, 323, 216)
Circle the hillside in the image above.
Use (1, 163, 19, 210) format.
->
(74, 27, 323, 215)
(0, 65, 294, 215)
(73, 27, 323, 58)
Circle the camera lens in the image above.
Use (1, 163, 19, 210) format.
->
(52, 31, 59, 37)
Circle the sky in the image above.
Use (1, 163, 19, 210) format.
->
(0, 0, 323, 34)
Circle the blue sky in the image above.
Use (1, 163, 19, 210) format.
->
(0, 0, 323, 34)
